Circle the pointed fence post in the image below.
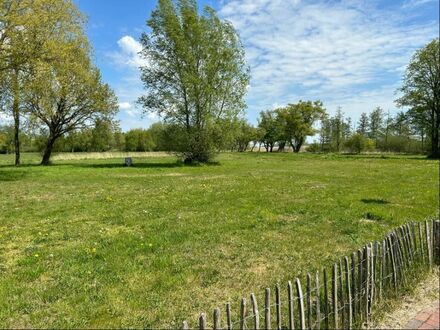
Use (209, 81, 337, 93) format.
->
(332, 263, 338, 329)
(345, 256, 353, 329)
(307, 273, 312, 330)
(251, 293, 260, 330)
(287, 282, 295, 330)
(323, 269, 329, 330)
(226, 303, 232, 330)
(265, 288, 271, 330)
(199, 313, 206, 330)
(276, 284, 281, 330)
(214, 308, 221, 330)
(426, 221, 432, 267)
(240, 298, 246, 330)
(316, 271, 321, 330)
(296, 278, 306, 330)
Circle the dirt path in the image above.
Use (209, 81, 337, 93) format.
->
(372, 269, 439, 329)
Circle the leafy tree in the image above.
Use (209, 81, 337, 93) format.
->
(234, 120, 255, 152)
(330, 107, 345, 152)
(147, 122, 168, 151)
(396, 39, 439, 158)
(277, 100, 325, 153)
(258, 110, 280, 152)
(345, 133, 367, 154)
(369, 107, 384, 144)
(0, 0, 84, 165)
(125, 129, 155, 152)
(138, 0, 249, 163)
(319, 115, 332, 151)
(90, 119, 116, 152)
(357, 112, 369, 136)
(22, 6, 117, 165)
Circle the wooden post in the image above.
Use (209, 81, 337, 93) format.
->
(380, 239, 386, 301)
(240, 298, 246, 330)
(357, 249, 363, 321)
(426, 221, 432, 267)
(276, 284, 281, 330)
(338, 259, 344, 328)
(287, 282, 294, 330)
(251, 293, 259, 330)
(345, 256, 352, 329)
(265, 288, 271, 330)
(296, 278, 306, 330)
(316, 271, 321, 330)
(199, 313, 206, 330)
(214, 308, 221, 330)
(226, 303, 232, 330)
(365, 246, 370, 327)
(406, 224, 414, 262)
(387, 235, 397, 291)
(369, 243, 375, 316)
(307, 273, 312, 330)
(351, 253, 356, 322)
(332, 263, 338, 329)
(323, 269, 329, 330)
(434, 221, 440, 264)
(418, 222, 425, 264)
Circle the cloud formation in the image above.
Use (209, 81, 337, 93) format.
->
(219, 0, 438, 120)
(110, 35, 148, 69)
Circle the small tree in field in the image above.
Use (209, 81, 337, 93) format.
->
(138, 0, 250, 163)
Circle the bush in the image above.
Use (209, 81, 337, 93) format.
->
(306, 142, 321, 153)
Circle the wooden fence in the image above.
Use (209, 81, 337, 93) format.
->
(182, 220, 440, 329)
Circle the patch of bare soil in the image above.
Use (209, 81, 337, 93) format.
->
(372, 269, 439, 329)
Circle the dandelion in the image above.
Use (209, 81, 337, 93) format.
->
(92, 248, 96, 253)
(148, 243, 153, 247)
(34, 253, 39, 257)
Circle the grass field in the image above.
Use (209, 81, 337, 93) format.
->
(0, 152, 438, 328)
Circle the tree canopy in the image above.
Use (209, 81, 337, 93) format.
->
(138, 0, 250, 163)
(396, 38, 439, 158)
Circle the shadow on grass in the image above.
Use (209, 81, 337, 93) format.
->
(0, 170, 28, 181)
(361, 198, 390, 205)
(70, 161, 221, 169)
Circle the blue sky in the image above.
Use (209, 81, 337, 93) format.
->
(74, 0, 439, 131)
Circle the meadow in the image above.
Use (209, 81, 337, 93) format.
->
(0, 152, 438, 328)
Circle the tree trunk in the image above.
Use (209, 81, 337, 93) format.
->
(12, 68, 20, 166)
(41, 135, 57, 165)
(429, 108, 440, 158)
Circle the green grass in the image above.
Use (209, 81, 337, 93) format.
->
(0, 152, 437, 328)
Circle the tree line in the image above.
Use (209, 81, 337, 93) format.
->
(1, 0, 438, 164)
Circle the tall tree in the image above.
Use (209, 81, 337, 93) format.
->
(138, 0, 249, 163)
(357, 112, 369, 136)
(22, 6, 117, 165)
(396, 39, 440, 158)
(369, 107, 384, 144)
(0, 0, 85, 165)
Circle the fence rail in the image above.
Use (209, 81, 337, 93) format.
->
(183, 220, 440, 329)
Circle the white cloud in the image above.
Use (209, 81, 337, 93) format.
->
(118, 102, 132, 110)
(109, 35, 148, 69)
(219, 0, 438, 123)
(402, 0, 437, 8)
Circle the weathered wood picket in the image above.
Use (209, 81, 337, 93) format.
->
(183, 220, 440, 329)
